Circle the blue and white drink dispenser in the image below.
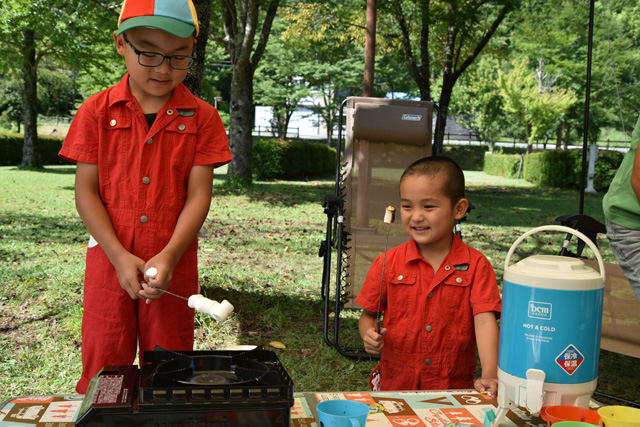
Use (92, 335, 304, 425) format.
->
(491, 226, 605, 427)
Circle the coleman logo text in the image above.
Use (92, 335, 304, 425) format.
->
(402, 114, 423, 121)
(528, 301, 552, 320)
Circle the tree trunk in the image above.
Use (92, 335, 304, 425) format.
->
(283, 110, 293, 139)
(21, 29, 40, 169)
(434, 14, 458, 153)
(183, 0, 210, 97)
(419, 2, 510, 151)
(556, 122, 563, 149)
(393, 0, 430, 101)
(435, 77, 455, 154)
(563, 123, 571, 150)
(227, 66, 254, 182)
(276, 111, 286, 139)
(215, 0, 279, 184)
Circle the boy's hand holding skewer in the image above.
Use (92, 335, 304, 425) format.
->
(375, 206, 395, 333)
(360, 206, 395, 355)
(363, 319, 387, 355)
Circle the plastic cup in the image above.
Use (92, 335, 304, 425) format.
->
(598, 406, 640, 427)
(541, 405, 600, 426)
(316, 399, 370, 427)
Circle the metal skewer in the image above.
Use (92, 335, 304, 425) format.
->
(150, 286, 189, 301)
(375, 206, 395, 333)
(142, 267, 189, 301)
(140, 280, 189, 301)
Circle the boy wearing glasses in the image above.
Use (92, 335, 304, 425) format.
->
(59, 0, 231, 394)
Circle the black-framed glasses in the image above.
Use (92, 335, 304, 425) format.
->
(123, 34, 195, 70)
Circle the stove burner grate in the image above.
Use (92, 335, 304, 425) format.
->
(138, 348, 293, 404)
(186, 371, 240, 385)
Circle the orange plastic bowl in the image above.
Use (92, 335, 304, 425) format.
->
(541, 406, 600, 426)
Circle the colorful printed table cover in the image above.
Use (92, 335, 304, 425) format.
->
(0, 390, 598, 426)
(292, 390, 557, 427)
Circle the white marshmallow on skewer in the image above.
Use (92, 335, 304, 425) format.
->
(188, 294, 235, 321)
(146, 268, 234, 322)
(384, 206, 396, 224)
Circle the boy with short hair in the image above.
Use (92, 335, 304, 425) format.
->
(357, 156, 501, 396)
(59, 0, 232, 393)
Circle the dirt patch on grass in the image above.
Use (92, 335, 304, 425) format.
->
(38, 126, 69, 137)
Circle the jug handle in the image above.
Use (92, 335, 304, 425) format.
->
(504, 225, 605, 283)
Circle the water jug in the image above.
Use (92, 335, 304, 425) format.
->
(492, 226, 605, 427)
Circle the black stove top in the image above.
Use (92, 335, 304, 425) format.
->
(76, 347, 294, 427)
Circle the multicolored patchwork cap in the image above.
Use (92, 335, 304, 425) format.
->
(116, 0, 199, 38)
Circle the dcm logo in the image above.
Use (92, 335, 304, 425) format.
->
(528, 301, 552, 320)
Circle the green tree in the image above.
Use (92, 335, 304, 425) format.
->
(0, 69, 24, 132)
(254, 21, 312, 140)
(380, 0, 515, 149)
(505, 0, 640, 146)
(298, 57, 363, 144)
(210, 0, 281, 184)
(0, 0, 115, 168)
(280, 1, 365, 144)
(38, 60, 76, 117)
(496, 57, 577, 152)
(182, 0, 211, 97)
(450, 57, 510, 150)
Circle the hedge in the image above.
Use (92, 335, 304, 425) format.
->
(440, 145, 486, 171)
(0, 133, 66, 166)
(521, 150, 579, 188)
(252, 138, 337, 180)
(1, 133, 338, 181)
(483, 153, 522, 178)
(485, 149, 624, 191)
(2, 131, 623, 192)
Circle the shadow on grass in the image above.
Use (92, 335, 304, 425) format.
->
(213, 178, 604, 226)
(0, 212, 86, 262)
(466, 185, 605, 228)
(3, 166, 77, 175)
(200, 283, 320, 333)
(0, 310, 64, 335)
(197, 283, 376, 391)
(199, 279, 362, 352)
(214, 180, 334, 207)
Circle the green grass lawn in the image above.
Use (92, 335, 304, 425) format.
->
(0, 166, 637, 406)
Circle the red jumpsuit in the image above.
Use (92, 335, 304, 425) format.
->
(356, 235, 502, 391)
(59, 74, 232, 393)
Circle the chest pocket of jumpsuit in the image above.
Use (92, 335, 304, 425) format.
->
(98, 115, 132, 208)
(443, 271, 473, 326)
(163, 120, 198, 208)
(387, 273, 417, 320)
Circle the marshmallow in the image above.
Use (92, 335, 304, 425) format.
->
(188, 294, 234, 321)
(384, 206, 396, 224)
(146, 267, 158, 279)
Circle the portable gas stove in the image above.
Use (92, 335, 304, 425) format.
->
(75, 347, 294, 426)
